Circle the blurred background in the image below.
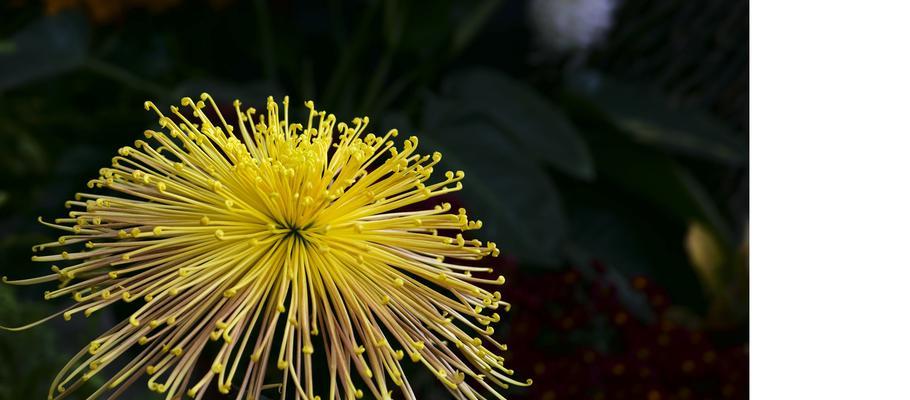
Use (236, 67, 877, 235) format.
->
(0, 0, 748, 399)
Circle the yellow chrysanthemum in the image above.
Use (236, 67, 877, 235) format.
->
(2, 95, 529, 399)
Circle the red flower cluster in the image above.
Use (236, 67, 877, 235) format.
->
(502, 261, 748, 400)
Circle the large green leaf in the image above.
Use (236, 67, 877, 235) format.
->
(565, 200, 708, 315)
(590, 132, 734, 246)
(566, 72, 747, 165)
(0, 12, 89, 92)
(420, 121, 567, 266)
(437, 68, 595, 180)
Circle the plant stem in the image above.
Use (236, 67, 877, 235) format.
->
(360, 52, 393, 113)
(82, 58, 168, 98)
(323, 3, 379, 108)
(253, 0, 278, 81)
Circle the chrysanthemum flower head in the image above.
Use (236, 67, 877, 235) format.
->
(2, 94, 529, 399)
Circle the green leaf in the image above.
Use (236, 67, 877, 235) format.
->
(566, 201, 707, 315)
(421, 121, 567, 266)
(569, 207, 658, 277)
(0, 12, 89, 92)
(438, 68, 595, 180)
(591, 132, 734, 245)
(567, 72, 747, 165)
